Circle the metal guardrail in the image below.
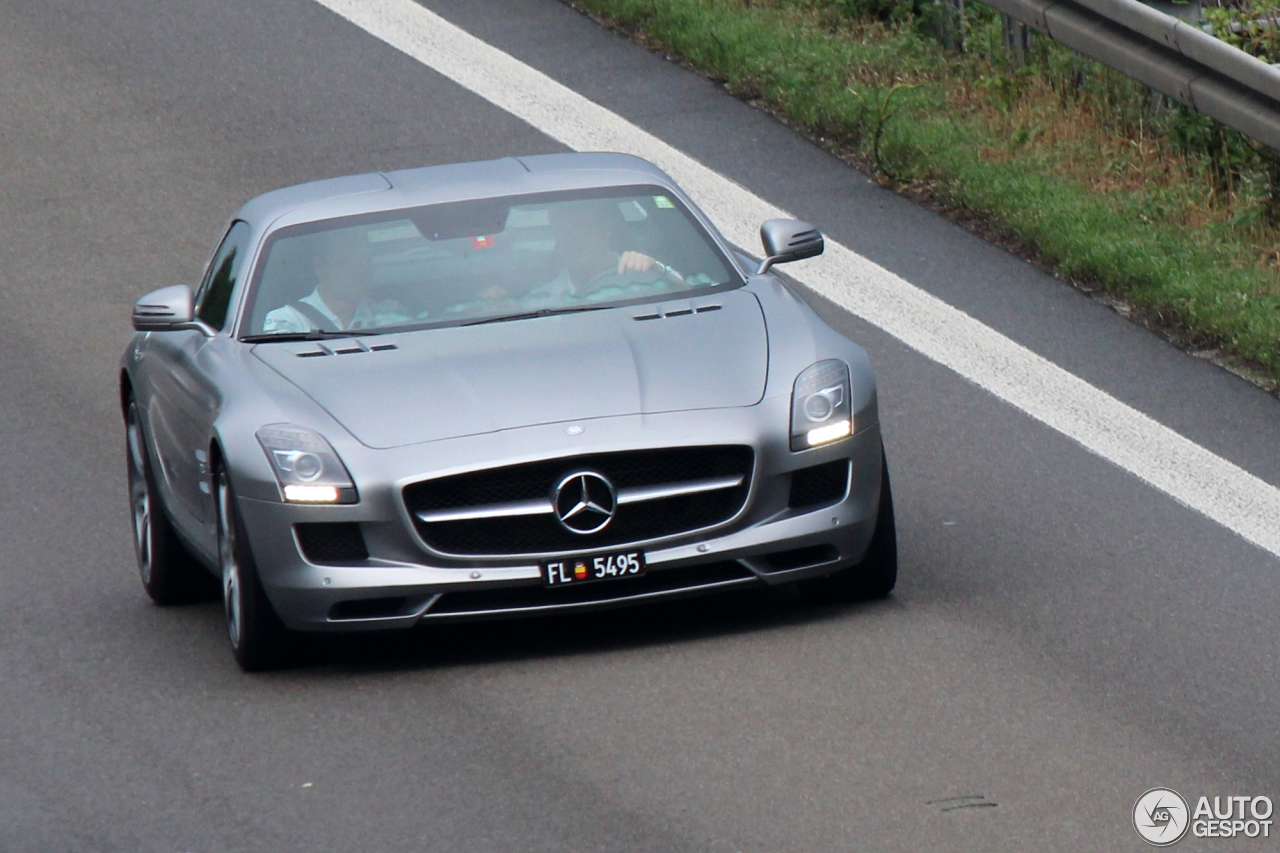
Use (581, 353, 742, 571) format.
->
(980, 0, 1280, 149)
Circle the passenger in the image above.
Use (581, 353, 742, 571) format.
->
(263, 228, 409, 333)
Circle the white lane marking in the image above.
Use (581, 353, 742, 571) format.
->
(313, 0, 1280, 559)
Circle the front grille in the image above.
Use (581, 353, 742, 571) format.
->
(295, 522, 368, 564)
(788, 459, 850, 510)
(403, 446, 754, 556)
(429, 561, 754, 616)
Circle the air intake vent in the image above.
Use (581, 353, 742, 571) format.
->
(329, 597, 408, 621)
(788, 459, 850, 510)
(760, 544, 839, 572)
(295, 522, 368, 564)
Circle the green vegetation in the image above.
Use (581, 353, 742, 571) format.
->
(569, 0, 1280, 386)
(1205, 0, 1280, 63)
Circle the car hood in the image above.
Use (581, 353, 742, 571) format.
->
(251, 291, 768, 448)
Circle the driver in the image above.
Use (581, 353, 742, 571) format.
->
(479, 199, 683, 305)
(263, 228, 409, 333)
(545, 199, 682, 297)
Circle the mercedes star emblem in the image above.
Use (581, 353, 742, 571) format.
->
(552, 471, 617, 534)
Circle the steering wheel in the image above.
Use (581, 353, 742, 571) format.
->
(579, 264, 666, 295)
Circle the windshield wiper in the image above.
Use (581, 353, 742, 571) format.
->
(241, 329, 381, 343)
(458, 304, 612, 327)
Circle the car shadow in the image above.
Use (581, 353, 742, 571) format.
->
(283, 586, 899, 675)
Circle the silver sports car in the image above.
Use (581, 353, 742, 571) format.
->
(122, 153, 895, 670)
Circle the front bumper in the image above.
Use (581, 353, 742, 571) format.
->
(234, 402, 885, 632)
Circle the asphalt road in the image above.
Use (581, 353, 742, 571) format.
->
(1, 0, 1277, 850)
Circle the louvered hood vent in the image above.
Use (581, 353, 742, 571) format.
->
(295, 342, 399, 358)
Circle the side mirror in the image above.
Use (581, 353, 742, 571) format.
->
(757, 219, 824, 275)
(132, 285, 195, 331)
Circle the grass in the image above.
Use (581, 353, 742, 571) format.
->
(568, 0, 1280, 387)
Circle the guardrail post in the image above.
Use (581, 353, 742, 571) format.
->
(937, 0, 967, 52)
(1002, 13, 1032, 64)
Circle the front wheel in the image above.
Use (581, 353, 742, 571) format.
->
(215, 465, 291, 671)
(125, 399, 211, 604)
(799, 451, 898, 603)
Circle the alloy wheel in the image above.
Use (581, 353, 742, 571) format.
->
(126, 406, 153, 585)
(217, 471, 243, 649)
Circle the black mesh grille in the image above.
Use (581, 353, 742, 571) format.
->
(403, 446, 754, 556)
(295, 523, 368, 564)
(788, 459, 850, 510)
(430, 562, 754, 615)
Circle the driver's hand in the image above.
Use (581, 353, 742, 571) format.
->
(616, 251, 658, 274)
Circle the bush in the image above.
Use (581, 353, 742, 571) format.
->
(573, 0, 1280, 382)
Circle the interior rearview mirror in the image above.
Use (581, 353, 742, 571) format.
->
(132, 285, 195, 331)
(757, 219, 824, 275)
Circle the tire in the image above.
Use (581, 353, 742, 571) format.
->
(215, 464, 292, 671)
(125, 399, 213, 604)
(799, 451, 898, 603)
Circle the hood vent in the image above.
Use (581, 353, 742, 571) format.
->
(296, 342, 399, 358)
(633, 304, 721, 322)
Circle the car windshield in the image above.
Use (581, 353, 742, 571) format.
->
(242, 186, 740, 337)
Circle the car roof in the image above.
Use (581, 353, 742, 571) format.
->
(236, 153, 677, 232)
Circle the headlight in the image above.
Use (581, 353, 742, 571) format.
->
(791, 360, 852, 451)
(256, 424, 358, 503)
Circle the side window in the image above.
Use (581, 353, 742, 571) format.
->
(195, 221, 252, 331)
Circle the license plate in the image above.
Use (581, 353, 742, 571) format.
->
(543, 550, 646, 586)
